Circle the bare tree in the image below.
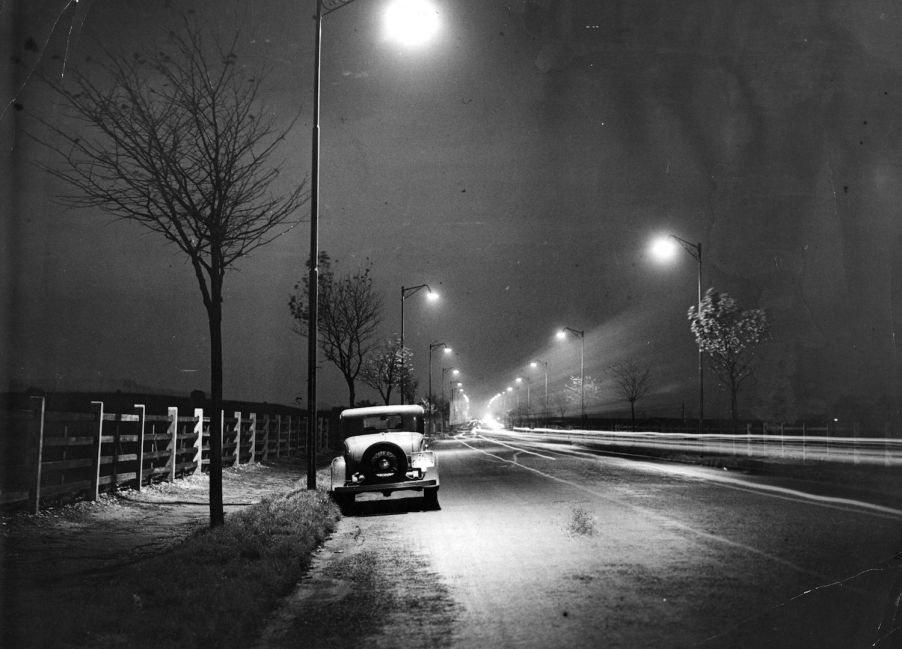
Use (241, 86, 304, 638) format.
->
(361, 337, 412, 405)
(689, 289, 768, 433)
(289, 252, 383, 408)
(32, 18, 306, 526)
(609, 359, 652, 431)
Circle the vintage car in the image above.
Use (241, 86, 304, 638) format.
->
(330, 404, 439, 510)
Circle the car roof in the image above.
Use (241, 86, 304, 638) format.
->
(340, 404, 424, 418)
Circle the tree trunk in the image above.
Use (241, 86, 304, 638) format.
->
(630, 399, 636, 432)
(345, 376, 356, 409)
(207, 277, 225, 527)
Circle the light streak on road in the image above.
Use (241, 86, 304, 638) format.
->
(469, 429, 902, 520)
(493, 426, 902, 467)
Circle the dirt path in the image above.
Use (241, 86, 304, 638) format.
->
(1, 460, 308, 629)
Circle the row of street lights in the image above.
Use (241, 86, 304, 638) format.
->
(490, 233, 703, 431)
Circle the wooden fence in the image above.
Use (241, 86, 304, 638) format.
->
(1, 398, 332, 513)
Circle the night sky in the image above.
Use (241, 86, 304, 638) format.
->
(3, 0, 901, 426)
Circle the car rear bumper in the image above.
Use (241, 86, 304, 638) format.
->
(332, 477, 439, 495)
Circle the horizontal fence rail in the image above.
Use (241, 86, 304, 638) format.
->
(1, 398, 333, 513)
(507, 423, 902, 467)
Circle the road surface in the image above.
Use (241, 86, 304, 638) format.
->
(256, 430, 902, 649)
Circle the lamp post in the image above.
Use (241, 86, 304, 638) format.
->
(305, 0, 439, 489)
(400, 284, 438, 404)
(441, 366, 459, 433)
(515, 376, 531, 426)
(556, 327, 585, 427)
(650, 234, 704, 434)
(450, 381, 462, 427)
(428, 342, 451, 432)
(530, 360, 548, 426)
(505, 386, 514, 428)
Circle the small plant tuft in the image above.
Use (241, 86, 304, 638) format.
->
(564, 506, 598, 538)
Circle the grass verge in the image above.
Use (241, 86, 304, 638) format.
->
(11, 482, 340, 649)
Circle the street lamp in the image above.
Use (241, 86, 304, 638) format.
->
(556, 327, 585, 427)
(530, 360, 548, 426)
(428, 342, 451, 432)
(400, 284, 438, 404)
(505, 386, 514, 428)
(305, 0, 440, 489)
(515, 376, 531, 426)
(441, 366, 459, 433)
(450, 381, 463, 427)
(650, 233, 704, 433)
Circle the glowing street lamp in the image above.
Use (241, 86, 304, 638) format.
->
(441, 366, 459, 432)
(400, 284, 438, 403)
(383, 0, 441, 46)
(515, 376, 531, 424)
(530, 360, 548, 425)
(650, 233, 704, 433)
(556, 327, 585, 426)
(305, 0, 441, 488)
(428, 342, 452, 432)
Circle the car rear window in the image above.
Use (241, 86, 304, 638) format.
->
(363, 414, 404, 431)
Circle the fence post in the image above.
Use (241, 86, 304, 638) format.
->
(233, 411, 241, 468)
(112, 412, 122, 491)
(746, 423, 752, 456)
(193, 408, 204, 475)
(167, 407, 179, 481)
(276, 415, 282, 458)
(780, 422, 785, 458)
(262, 414, 270, 462)
(90, 401, 104, 501)
(853, 422, 860, 465)
(248, 413, 257, 463)
(28, 396, 46, 514)
(133, 404, 146, 491)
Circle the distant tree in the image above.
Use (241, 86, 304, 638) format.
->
(609, 359, 653, 431)
(361, 338, 412, 405)
(564, 374, 601, 416)
(689, 289, 768, 432)
(33, 18, 306, 527)
(289, 252, 383, 408)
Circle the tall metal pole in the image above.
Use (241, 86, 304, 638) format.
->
(428, 342, 448, 434)
(696, 243, 704, 434)
(579, 335, 585, 427)
(306, 0, 324, 490)
(400, 286, 406, 404)
(667, 235, 704, 435)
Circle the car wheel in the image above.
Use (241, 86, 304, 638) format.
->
(361, 444, 408, 482)
(423, 487, 440, 510)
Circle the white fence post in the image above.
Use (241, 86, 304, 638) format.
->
(28, 396, 46, 514)
(167, 407, 179, 481)
(248, 413, 257, 463)
(133, 404, 146, 490)
(193, 408, 204, 475)
(90, 401, 104, 501)
(232, 411, 241, 467)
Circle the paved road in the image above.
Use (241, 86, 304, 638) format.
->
(256, 431, 902, 649)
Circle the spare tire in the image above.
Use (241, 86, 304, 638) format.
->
(361, 444, 407, 482)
